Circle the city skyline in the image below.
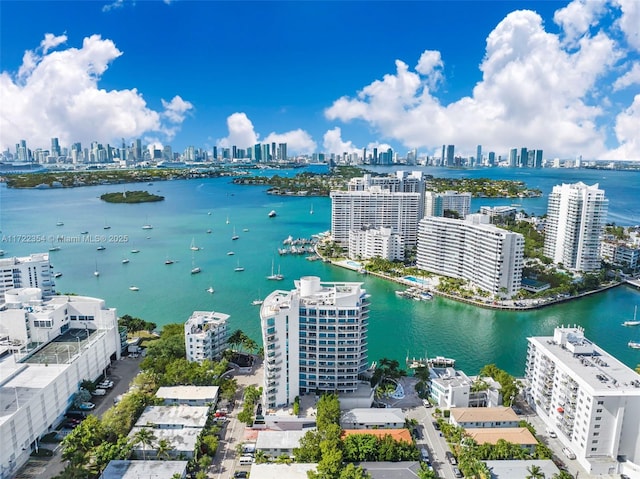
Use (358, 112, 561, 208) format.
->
(1, 1, 639, 161)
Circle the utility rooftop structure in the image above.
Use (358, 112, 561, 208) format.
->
(525, 326, 640, 475)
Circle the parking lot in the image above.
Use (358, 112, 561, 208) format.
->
(14, 354, 143, 479)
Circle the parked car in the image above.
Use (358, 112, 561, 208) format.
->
(98, 380, 113, 388)
(432, 421, 440, 430)
(422, 399, 431, 408)
(547, 428, 557, 438)
(446, 451, 457, 465)
(92, 388, 107, 396)
(453, 466, 464, 477)
(234, 472, 248, 479)
(79, 402, 95, 410)
(562, 447, 576, 460)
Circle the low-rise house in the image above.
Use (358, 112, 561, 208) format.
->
(340, 408, 405, 429)
(248, 463, 316, 479)
(128, 427, 202, 459)
(155, 385, 219, 407)
(135, 405, 209, 429)
(465, 427, 538, 454)
(359, 461, 421, 479)
(255, 430, 307, 457)
(429, 367, 502, 408)
(341, 428, 413, 444)
(449, 407, 519, 429)
(484, 459, 560, 478)
(100, 460, 188, 479)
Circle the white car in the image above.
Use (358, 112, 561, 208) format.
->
(98, 381, 113, 388)
(547, 429, 557, 438)
(92, 388, 106, 396)
(562, 447, 576, 460)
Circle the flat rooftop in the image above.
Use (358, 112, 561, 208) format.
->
(484, 460, 559, 478)
(358, 461, 421, 479)
(23, 328, 97, 365)
(450, 407, 519, 423)
(101, 460, 188, 479)
(156, 385, 219, 401)
(466, 427, 538, 445)
(529, 329, 640, 394)
(256, 430, 306, 450)
(128, 426, 201, 452)
(249, 463, 316, 479)
(135, 405, 209, 428)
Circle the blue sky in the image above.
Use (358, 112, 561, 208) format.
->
(1, 0, 639, 160)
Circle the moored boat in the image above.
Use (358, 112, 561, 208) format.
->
(268, 210, 276, 218)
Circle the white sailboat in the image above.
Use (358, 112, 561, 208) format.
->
(310, 203, 314, 215)
(190, 238, 200, 251)
(231, 227, 239, 241)
(267, 259, 278, 280)
(226, 216, 230, 224)
(234, 260, 244, 272)
(191, 253, 201, 274)
(94, 260, 100, 277)
(622, 306, 640, 326)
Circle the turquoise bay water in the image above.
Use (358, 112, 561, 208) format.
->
(1, 166, 639, 376)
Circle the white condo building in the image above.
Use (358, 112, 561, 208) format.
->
(330, 187, 421, 248)
(260, 276, 370, 409)
(416, 214, 524, 298)
(543, 182, 608, 272)
(184, 310, 229, 363)
(0, 253, 54, 302)
(0, 288, 121, 478)
(348, 226, 404, 261)
(424, 191, 472, 218)
(525, 326, 640, 476)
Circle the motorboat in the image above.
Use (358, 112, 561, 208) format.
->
(628, 341, 640, 349)
(206, 286, 215, 294)
(96, 245, 105, 251)
(268, 210, 276, 218)
(165, 259, 174, 265)
(54, 272, 63, 278)
(227, 251, 235, 255)
(122, 258, 130, 264)
(191, 267, 201, 274)
(252, 299, 263, 305)
(129, 286, 139, 291)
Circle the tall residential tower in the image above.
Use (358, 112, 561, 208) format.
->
(260, 276, 370, 409)
(543, 182, 608, 272)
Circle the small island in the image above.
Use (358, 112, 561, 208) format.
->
(100, 190, 164, 203)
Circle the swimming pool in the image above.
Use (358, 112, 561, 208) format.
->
(346, 260, 362, 268)
(403, 275, 427, 285)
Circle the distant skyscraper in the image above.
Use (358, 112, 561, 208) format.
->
(442, 145, 446, 166)
(519, 147, 528, 168)
(534, 149, 543, 168)
(278, 143, 287, 161)
(362, 147, 367, 164)
(271, 142, 276, 162)
(51, 138, 61, 157)
(212, 146, 218, 160)
(254, 144, 262, 162)
(543, 182, 608, 272)
(476, 145, 482, 166)
(509, 148, 517, 168)
(373, 147, 378, 165)
(488, 152, 496, 166)
(446, 145, 455, 167)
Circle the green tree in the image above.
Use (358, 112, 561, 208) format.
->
(338, 463, 371, 479)
(416, 463, 438, 479)
(132, 428, 156, 460)
(155, 438, 173, 460)
(316, 394, 341, 431)
(61, 415, 107, 466)
(552, 472, 574, 479)
(526, 464, 546, 479)
(308, 440, 344, 479)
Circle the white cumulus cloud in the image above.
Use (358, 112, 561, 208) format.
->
(324, 7, 636, 160)
(0, 33, 192, 151)
(263, 129, 316, 155)
(216, 112, 316, 155)
(322, 127, 360, 155)
(603, 94, 640, 160)
(613, 63, 640, 91)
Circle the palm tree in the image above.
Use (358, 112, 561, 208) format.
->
(155, 438, 173, 460)
(526, 464, 546, 479)
(132, 428, 156, 460)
